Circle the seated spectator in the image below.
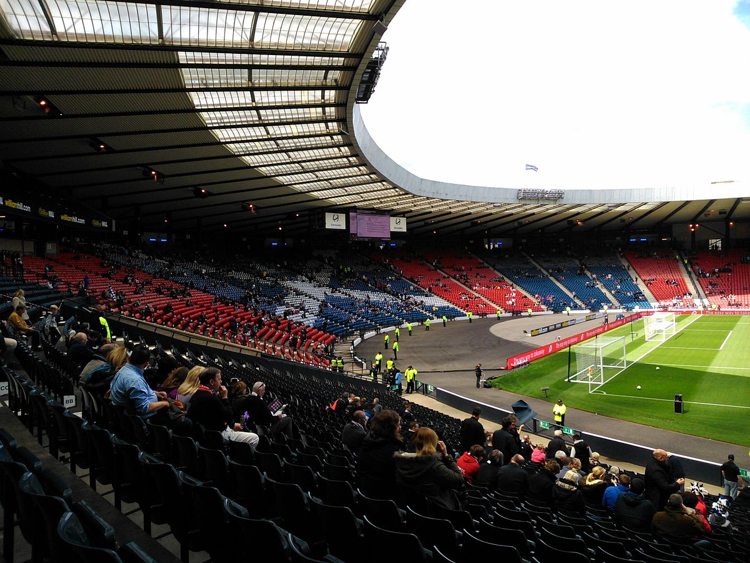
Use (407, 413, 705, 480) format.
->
(356, 409, 403, 500)
(79, 342, 115, 384)
(403, 420, 420, 452)
(110, 346, 170, 420)
(158, 366, 189, 400)
(8, 306, 41, 349)
(526, 460, 560, 507)
(580, 466, 610, 506)
(176, 366, 204, 407)
(554, 470, 586, 515)
(239, 381, 294, 439)
(557, 457, 584, 484)
(681, 492, 711, 533)
(1, 321, 18, 365)
(187, 367, 259, 449)
(40, 304, 61, 343)
(496, 454, 528, 497)
(475, 449, 503, 489)
(652, 493, 708, 544)
(614, 477, 654, 531)
(457, 445, 485, 484)
(67, 332, 94, 370)
(341, 410, 368, 452)
(603, 473, 631, 512)
(589, 451, 609, 471)
(394, 427, 465, 511)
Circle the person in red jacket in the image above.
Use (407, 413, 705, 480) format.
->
(457, 445, 485, 484)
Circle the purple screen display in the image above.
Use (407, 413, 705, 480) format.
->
(349, 210, 358, 234)
(356, 213, 390, 239)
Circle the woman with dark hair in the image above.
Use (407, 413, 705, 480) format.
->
(356, 409, 403, 499)
(158, 366, 189, 400)
(394, 427, 465, 510)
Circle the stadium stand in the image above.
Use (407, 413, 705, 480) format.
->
(533, 255, 612, 312)
(690, 250, 750, 308)
(482, 253, 575, 312)
(624, 251, 694, 307)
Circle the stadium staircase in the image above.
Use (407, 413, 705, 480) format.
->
(617, 254, 658, 305)
(522, 253, 585, 308)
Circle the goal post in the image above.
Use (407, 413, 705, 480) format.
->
(568, 335, 628, 392)
(644, 312, 676, 342)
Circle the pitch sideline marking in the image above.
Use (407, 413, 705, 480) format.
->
(655, 363, 750, 371)
(590, 391, 750, 410)
(719, 330, 733, 351)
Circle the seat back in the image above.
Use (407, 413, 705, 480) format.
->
(362, 515, 429, 563)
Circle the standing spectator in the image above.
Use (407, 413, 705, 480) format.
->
(474, 364, 482, 388)
(667, 453, 686, 492)
(614, 478, 655, 531)
(342, 410, 368, 452)
(491, 415, 521, 465)
(459, 408, 485, 454)
(545, 429, 568, 459)
(720, 454, 740, 499)
(570, 433, 593, 473)
(645, 449, 685, 510)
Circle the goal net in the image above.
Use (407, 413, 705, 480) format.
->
(644, 312, 676, 341)
(569, 335, 628, 392)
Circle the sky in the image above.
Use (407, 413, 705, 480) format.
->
(360, 0, 750, 191)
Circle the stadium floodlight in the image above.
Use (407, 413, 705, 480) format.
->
(569, 335, 628, 393)
(644, 312, 676, 341)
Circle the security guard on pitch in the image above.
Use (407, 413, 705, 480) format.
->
(384, 333, 389, 349)
(425, 318, 431, 331)
(404, 365, 418, 394)
(392, 340, 399, 360)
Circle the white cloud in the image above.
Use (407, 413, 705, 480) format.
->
(361, 0, 750, 191)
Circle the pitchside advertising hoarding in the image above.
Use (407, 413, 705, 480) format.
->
(506, 312, 643, 369)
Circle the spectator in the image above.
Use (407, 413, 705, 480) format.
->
(475, 450, 503, 489)
(175, 366, 204, 407)
(581, 466, 610, 506)
(645, 449, 684, 509)
(459, 407, 485, 453)
(570, 433, 593, 473)
(341, 410, 368, 452)
(356, 409, 403, 500)
(79, 342, 115, 385)
(67, 332, 94, 370)
(545, 429, 568, 459)
(496, 454, 528, 497)
(720, 454, 740, 499)
(558, 457, 584, 484)
(110, 346, 170, 420)
(589, 451, 609, 471)
(394, 427, 465, 511)
(403, 420, 420, 452)
(187, 367, 259, 449)
(457, 445, 485, 484)
(526, 460, 560, 507)
(554, 470, 586, 516)
(8, 306, 41, 349)
(157, 366, 189, 400)
(681, 492, 711, 534)
(11, 290, 29, 320)
(603, 473, 631, 512)
(492, 415, 521, 465)
(242, 381, 294, 439)
(651, 494, 708, 544)
(614, 477, 655, 531)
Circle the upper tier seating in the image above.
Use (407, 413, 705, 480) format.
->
(691, 249, 750, 308)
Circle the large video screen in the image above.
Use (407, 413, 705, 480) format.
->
(349, 211, 391, 239)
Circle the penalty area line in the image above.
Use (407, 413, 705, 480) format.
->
(589, 391, 750, 410)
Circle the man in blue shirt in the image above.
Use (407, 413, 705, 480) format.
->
(394, 369, 403, 395)
(110, 346, 169, 418)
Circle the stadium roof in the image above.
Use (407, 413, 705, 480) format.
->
(0, 0, 748, 237)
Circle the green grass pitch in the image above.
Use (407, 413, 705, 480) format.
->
(492, 314, 750, 447)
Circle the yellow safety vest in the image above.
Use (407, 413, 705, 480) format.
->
(553, 403, 567, 422)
